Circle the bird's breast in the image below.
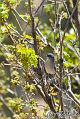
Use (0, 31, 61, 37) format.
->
(45, 59, 55, 74)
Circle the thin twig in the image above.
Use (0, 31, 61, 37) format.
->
(72, 0, 80, 50)
(63, 64, 79, 78)
(34, 0, 45, 15)
(51, 82, 80, 108)
(0, 95, 14, 115)
(63, 0, 77, 38)
(28, 0, 38, 54)
(68, 90, 80, 107)
(58, 1, 79, 113)
(12, 11, 23, 32)
(12, 9, 28, 23)
(62, 0, 79, 44)
(59, 12, 64, 112)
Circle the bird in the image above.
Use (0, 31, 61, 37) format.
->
(45, 53, 59, 96)
(45, 53, 56, 75)
(45, 53, 66, 92)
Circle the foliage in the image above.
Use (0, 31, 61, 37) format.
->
(16, 44, 38, 70)
(0, 2, 9, 21)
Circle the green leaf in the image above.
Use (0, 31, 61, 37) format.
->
(23, 34, 33, 40)
(65, 33, 76, 41)
(0, 2, 9, 20)
(16, 45, 38, 69)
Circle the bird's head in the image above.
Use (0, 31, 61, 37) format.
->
(47, 53, 54, 60)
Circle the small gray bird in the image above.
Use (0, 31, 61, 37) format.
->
(45, 53, 56, 75)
